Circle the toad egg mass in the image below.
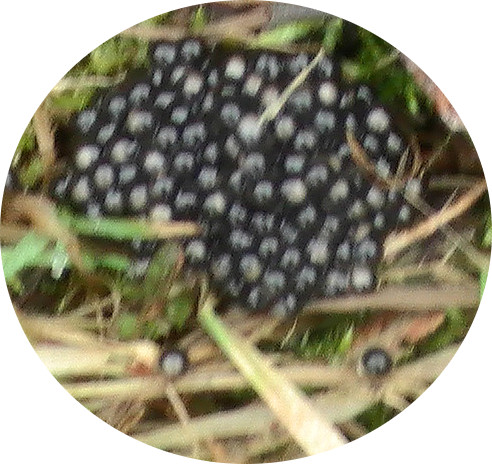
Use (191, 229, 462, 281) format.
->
(52, 39, 420, 316)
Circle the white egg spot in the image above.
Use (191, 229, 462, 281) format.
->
(284, 155, 305, 174)
(280, 249, 301, 268)
(375, 158, 391, 179)
(374, 212, 385, 229)
(108, 96, 127, 116)
(404, 178, 422, 200)
(129, 185, 148, 211)
(157, 126, 178, 148)
(325, 270, 350, 294)
(294, 130, 317, 150)
(357, 85, 373, 104)
(171, 107, 189, 125)
(144, 151, 166, 175)
(354, 238, 378, 261)
(203, 192, 227, 216)
(230, 230, 253, 250)
(96, 123, 116, 145)
(329, 178, 349, 202)
(154, 92, 174, 109)
(351, 266, 373, 291)
(111, 139, 136, 163)
(296, 266, 316, 291)
(363, 134, 379, 153)
(259, 237, 279, 258)
(126, 110, 153, 133)
(237, 114, 262, 145)
(387, 132, 402, 152)
(398, 204, 411, 222)
(367, 108, 390, 132)
(242, 153, 265, 176)
(152, 69, 163, 86)
(275, 116, 295, 140)
(264, 270, 286, 292)
(104, 190, 122, 212)
(185, 240, 207, 263)
(315, 110, 336, 131)
(318, 81, 337, 106)
(211, 255, 232, 280)
(94, 164, 114, 189)
(154, 43, 176, 63)
(183, 73, 203, 96)
(75, 145, 99, 170)
(183, 123, 206, 147)
(228, 203, 247, 226)
(261, 85, 279, 107)
(71, 176, 90, 203)
(281, 178, 307, 204)
(225, 55, 246, 80)
(348, 199, 366, 219)
(253, 181, 273, 204)
(197, 166, 218, 190)
(289, 88, 312, 111)
(150, 204, 172, 221)
(336, 241, 351, 261)
(181, 40, 201, 60)
(221, 103, 241, 127)
(160, 351, 186, 377)
(129, 84, 150, 104)
(76, 109, 97, 132)
(289, 53, 309, 74)
(243, 74, 262, 97)
(239, 255, 262, 282)
(118, 164, 137, 184)
(308, 239, 330, 265)
(366, 186, 385, 209)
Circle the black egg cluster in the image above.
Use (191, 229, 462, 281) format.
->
(52, 39, 420, 316)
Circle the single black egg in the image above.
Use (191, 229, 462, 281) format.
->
(361, 347, 393, 376)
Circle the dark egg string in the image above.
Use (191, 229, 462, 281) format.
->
(52, 38, 420, 316)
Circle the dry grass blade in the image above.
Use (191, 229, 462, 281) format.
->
(260, 47, 325, 123)
(35, 339, 159, 378)
(197, 296, 347, 455)
(384, 179, 488, 260)
(32, 102, 56, 187)
(305, 283, 480, 313)
(133, 389, 371, 452)
(389, 345, 459, 397)
(66, 362, 348, 400)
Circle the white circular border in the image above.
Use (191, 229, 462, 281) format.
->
(0, 1, 490, 463)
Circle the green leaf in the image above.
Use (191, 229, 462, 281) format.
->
(322, 18, 343, 53)
(50, 241, 70, 279)
(190, 5, 207, 32)
(89, 252, 132, 273)
(117, 313, 139, 340)
(1, 232, 51, 283)
(480, 269, 488, 298)
(58, 209, 158, 240)
(19, 157, 44, 188)
(49, 89, 94, 112)
(166, 293, 193, 330)
(143, 243, 180, 296)
(483, 214, 492, 247)
(253, 19, 322, 48)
